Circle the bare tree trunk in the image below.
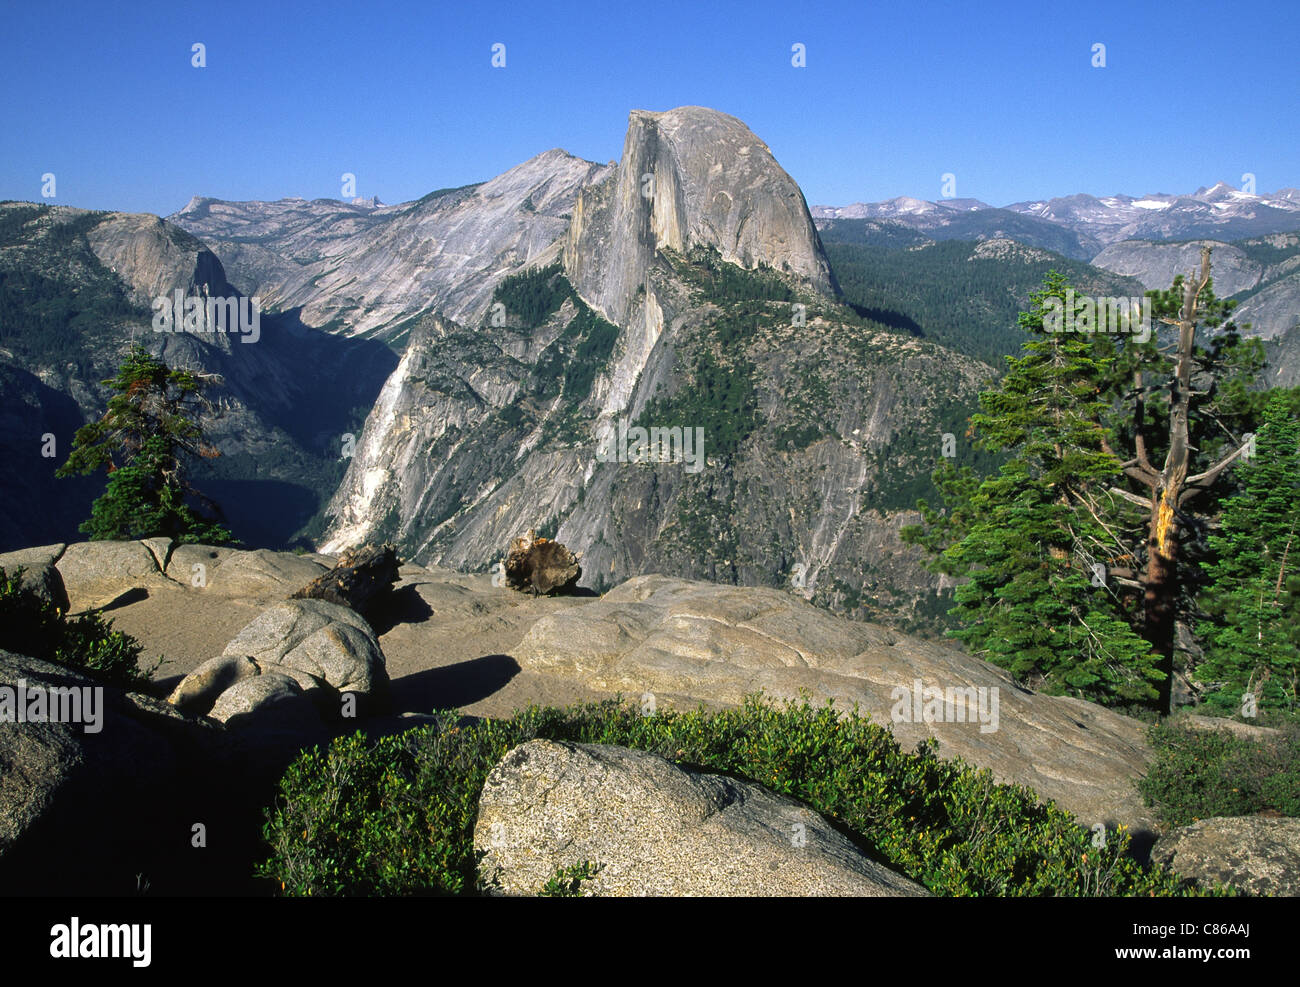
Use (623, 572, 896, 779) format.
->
(1108, 247, 1254, 713)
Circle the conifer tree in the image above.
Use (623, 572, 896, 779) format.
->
(1194, 390, 1300, 715)
(904, 272, 1163, 704)
(56, 346, 233, 544)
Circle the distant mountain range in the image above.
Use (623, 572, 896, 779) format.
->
(2, 107, 1296, 629)
(812, 183, 1300, 258)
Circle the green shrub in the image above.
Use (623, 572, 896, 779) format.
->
(492, 262, 569, 329)
(539, 860, 604, 897)
(258, 695, 1221, 897)
(0, 566, 157, 688)
(1138, 719, 1300, 826)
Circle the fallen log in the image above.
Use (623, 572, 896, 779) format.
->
(290, 543, 401, 618)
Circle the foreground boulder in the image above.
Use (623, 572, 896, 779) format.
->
(504, 530, 581, 595)
(474, 739, 929, 897)
(0, 648, 256, 894)
(0, 547, 70, 613)
(167, 599, 389, 719)
(0, 540, 169, 613)
(1152, 816, 1300, 896)
(512, 575, 1156, 832)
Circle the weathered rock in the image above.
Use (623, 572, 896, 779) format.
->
(1177, 715, 1281, 741)
(166, 544, 330, 598)
(290, 543, 400, 617)
(171, 149, 610, 341)
(475, 739, 928, 897)
(85, 210, 233, 310)
(311, 109, 989, 630)
(207, 672, 325, 735)
(0, 557, 70, 613)
(512, 575, 1156, 831)
(564, 106, 835, 330)
(0, 648, 236, 893)
(54, 540, 169, 612)
(218, 599, 388, 704)
(166, 654, 261, 713)
(504, 530, 581, 595)
(1152, 816, 1300, 896)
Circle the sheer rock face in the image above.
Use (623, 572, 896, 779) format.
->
(170, 150, 613, 340)
(319, 106, 968, 615)
(1091, 239, 1260, 296)
(564, 106, 835, 330)
(86, 211, 234, 313)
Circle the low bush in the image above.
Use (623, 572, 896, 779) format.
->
(1138, 719, 1300, 826)
(258, 694, 1223, 897)
(0, 565, 156, 688)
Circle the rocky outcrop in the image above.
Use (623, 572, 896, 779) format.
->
(1233, 270, 1300, 341)
(564, 106, 835, 330)
(1, 539, 1198, 894)
(511, 575, 1157, 832)
(1091, 233, 1300, 341)
(51, 540, 172, 611)
(475, 739, 928, 896)
(167, 545, 332, 597)
(170, 149, 613, 340)
(168, 599, 390, 717)
(207, 671, 326, 739)
(0, 649, 245, 893)
(0, 544, 69, 611)
(1152, 816, 1300, 896)
(1091, 239, 1259, 296)
(0, 541, 338, 612)
(86, 210, 234, 310)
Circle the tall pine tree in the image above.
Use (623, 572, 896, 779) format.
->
(1195, 390, 1300, 716)
(904, 272, 1163, 704)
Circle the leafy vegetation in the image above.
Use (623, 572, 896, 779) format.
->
(823, 238, 1143, 367)
(1138, 719, 1300, 826)
(56, 346, 234, 544)
(492, 262, 571, 329)
(0, 566, 156, 688)
(676, 243, 794, 304)
(258, 695, 1220, 897)
(904, 256, 1300, 712)
(903, 272, 1163, 705)
(1193, 390, 1300, 715)
(538, 860, 604, 896)
(0, 206, 149, 365)
(490, 263, 620, 419)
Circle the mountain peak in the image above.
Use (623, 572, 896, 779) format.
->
(564, 105, 833, 327)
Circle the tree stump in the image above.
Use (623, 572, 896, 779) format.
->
(290, 544, 401, 619)
(504, 530, 581, 595)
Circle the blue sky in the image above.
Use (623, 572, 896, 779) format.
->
(3, 0, 1297, 215)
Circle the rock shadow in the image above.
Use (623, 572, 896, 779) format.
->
(389, 653, 520, 714)
(368, 584, 434, 636)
